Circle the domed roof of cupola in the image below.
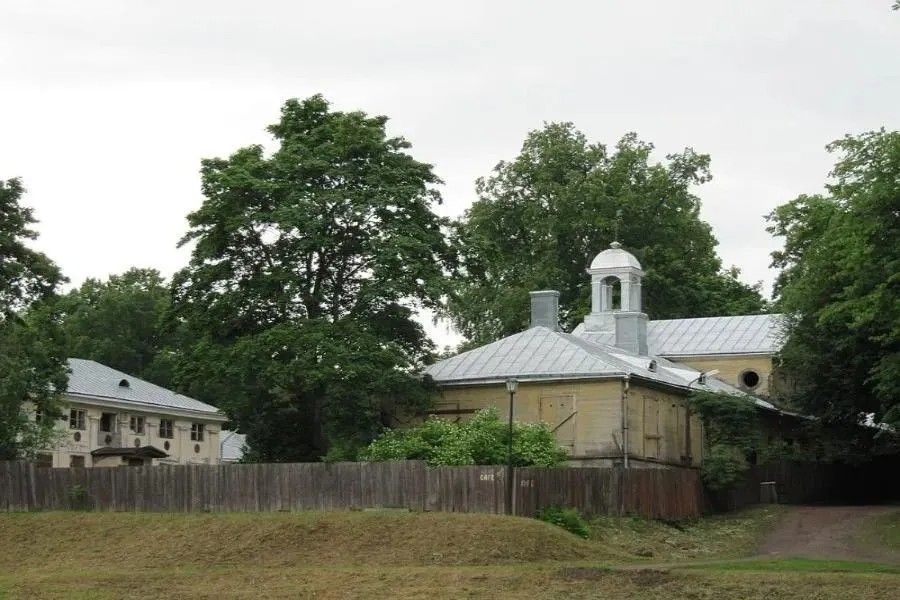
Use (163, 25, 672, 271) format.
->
(589, 241, 642, 271)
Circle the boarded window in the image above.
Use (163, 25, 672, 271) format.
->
(540, 395, 576, 450)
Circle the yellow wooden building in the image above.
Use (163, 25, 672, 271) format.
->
(425, 242, 788, 469)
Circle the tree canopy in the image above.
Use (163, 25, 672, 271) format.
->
(34, 268, 177, 388)
(448, 124, 767, 345)
(170, 95, 456, 461)
(0, 178, 67, 459)
(767, 129, 900, 433)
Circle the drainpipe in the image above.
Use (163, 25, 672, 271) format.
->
(684, 399, 692, 466)
(621, 375, 630, 470)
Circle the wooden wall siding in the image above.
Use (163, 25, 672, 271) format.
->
(0, 461, 704, 520)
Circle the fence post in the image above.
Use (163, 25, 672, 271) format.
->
(511, 466, 517, 516)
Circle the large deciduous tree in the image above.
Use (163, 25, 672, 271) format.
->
(449, 124, 767, 345)
(0, 178, 67, 459)
(171, 95, 455, 461)
(767, 129, 900, 434)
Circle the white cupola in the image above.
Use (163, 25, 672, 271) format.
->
(582, 242, 649, 355)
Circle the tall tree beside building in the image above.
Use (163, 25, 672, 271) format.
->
(0, 178, 67, 459)
(449, 124, 767, 346)
(170, 95, 455, 461)
(767, 129, 900, 432)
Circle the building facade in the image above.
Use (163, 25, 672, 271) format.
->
(425, 242, 788, 469)
(31, 359, 227, 468)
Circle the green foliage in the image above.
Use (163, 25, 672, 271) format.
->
(0, 178, 67, 460)
(689, 391, 760, 491)
(361, 408, 567, 467)
(766, 130, 900, 441)
(32, 268, 178, 388)
(170, 96, 456, 460)
(700, 444, 749, 492)
(66, 484, 91, 511)
(449, 125, 767, 345)
(536, 506, 590, 539)
(0, 178, 63, 315)
(689, 391, 759, 449)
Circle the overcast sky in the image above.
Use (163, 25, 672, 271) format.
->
(2, 1, 897, 346)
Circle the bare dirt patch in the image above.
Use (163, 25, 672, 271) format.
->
(758, 506, 899, 565)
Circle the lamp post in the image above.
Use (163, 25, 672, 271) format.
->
(505, 378, 518, 515)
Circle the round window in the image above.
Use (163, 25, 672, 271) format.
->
(164, 441, 170, 451)
(134, 438, 141, 447)
(194, 444, 201, 454)
(741, 370, 761, 389)
(73, 431, 81, 442)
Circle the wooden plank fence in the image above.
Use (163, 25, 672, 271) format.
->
(0, 461, 704, 520)
(717, 457, 900, 510)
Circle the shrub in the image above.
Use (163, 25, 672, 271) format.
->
(67, 484, 91, 511)
(536, 506, 590, 538)
(701, 444, 749, 491)
(361, 407, 567, 467)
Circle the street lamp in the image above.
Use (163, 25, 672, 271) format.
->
(505, 378, 518, 515)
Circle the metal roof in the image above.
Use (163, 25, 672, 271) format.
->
(220, 430, 247, 462)
(426, 327, 621, 383)
(424, 326, 748, 395)
(572, 314, 785, 356)
(66, 358, 223, 416)
(590, 242, 642, 270)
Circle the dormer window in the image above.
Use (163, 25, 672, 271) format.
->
(118, 379, 130, 388)
(648, 359, 658, 372)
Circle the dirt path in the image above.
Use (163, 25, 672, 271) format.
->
(757, 505, 898, 564)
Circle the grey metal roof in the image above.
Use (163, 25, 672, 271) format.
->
(572, 314, 785, 356)
(426, 327, 622, 383)
(66, 358, 223, 416)
(219, 430, 247, 462)
(425, 326, 747, 395)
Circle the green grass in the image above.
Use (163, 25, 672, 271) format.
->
(872, 510, 900, 550)
(681, 558, 900, 574)
(1, 563, 898, 599)
(587, 505, 785, 561)
(0, 508, 897, 599)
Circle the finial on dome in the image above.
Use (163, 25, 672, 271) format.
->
(610, 241, 622, 249)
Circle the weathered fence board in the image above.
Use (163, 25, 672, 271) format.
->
(715, 457, 900, 511)
(0, 460, 707, 519)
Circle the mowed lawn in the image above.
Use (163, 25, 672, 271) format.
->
(0, 508, 897, 599)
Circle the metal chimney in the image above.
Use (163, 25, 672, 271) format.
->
(529, 290, 560, 331)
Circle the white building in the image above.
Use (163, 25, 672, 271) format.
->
(32, 358, 227, 468)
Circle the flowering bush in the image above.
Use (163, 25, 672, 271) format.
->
(361, 407, 567, 467)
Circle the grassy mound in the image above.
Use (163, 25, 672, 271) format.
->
(588, 505, 785, 561)
(0, 510, 604, 568)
